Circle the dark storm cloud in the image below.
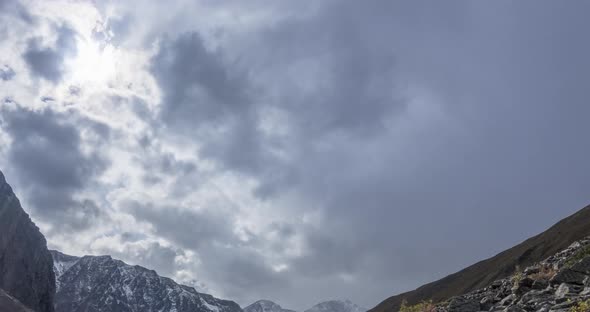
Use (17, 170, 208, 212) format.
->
(151, 32, 252, 127)
(270, 0, 590, 305)
(128, 201, 237, 250)
(149, 31, 293, 193)
(144, 0, 590, 308)
(0, 105, 110, 231)
(255, 4, 404, 136)
(22, 25, 77, 82)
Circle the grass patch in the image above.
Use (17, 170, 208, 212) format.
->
(570, 300, 590, 312)
(565, 245, 590, 268)
(399, 300, 436, 312)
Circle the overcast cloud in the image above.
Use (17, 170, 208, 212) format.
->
(1, 0, 590, 310)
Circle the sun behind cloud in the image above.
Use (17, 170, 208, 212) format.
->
(67, 35, 116, 87)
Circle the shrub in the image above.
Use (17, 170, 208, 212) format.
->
(529, 264, 557, 281)
(570, 300, 590, 312)
(511, 265, 523, 288)
(399, 300, 436, 312)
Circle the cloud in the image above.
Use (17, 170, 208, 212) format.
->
(22, 25, 77, 82)
(0, 0, 34, 23)
(149, 31, 293, 195)
(151, 32, 252, 128)
(0, 65, 15, 81)
(3, 0, 590, 310)
(128, 201, 237, 250)
(0, 104, 110, 231)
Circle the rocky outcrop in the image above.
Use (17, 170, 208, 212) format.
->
(0, 170, 55, 312)
(305, 300, 366, 312)
(431, 237, 590, 312)
(51, 251, 242, 312)
(245, 300, 297, 312)
(371, 204, 590, 312)
(0, 289, 34, 312)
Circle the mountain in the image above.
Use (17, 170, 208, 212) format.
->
(0, 170, 55, 312)
(370, 204, 590, 312)
(50, 250, 79, 291)
(0, 289, 34, 312)
(51, 250, 242, 312)
(244, 300, 296, 312)
(244, 299, 365, 312)
(304, 300, 366, 312)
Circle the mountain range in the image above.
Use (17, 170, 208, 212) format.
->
(244, 299, 365, 312)
(2, 167, 590, 312)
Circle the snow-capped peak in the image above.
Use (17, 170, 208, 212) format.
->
(244, 300, 296, 312)
(304, 300, 366, 312)
(49, 250, 242, 312)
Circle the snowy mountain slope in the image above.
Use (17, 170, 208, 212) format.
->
(50, 251, 242, 312)
(304, 300, 366, 312)
(50, 250, 79, 290)
(244, 300, 296, 312)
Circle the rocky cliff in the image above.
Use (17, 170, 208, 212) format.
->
(51, 250, 242, 312)
(0, 170, 55, 312)
(0, 289, 34, 312)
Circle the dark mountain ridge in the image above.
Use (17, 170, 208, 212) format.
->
(370, 204, 590, 312)
(0, 170, 55, 312)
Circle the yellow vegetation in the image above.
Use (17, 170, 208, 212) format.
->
(398, 300, 436, 312)
(570, 300, 590, 312)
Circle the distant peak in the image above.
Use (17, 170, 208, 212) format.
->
(305, 300, 366, 312)
(245, 299, 296, 312)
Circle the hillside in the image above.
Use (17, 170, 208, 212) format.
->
(370, 204, 590, 312)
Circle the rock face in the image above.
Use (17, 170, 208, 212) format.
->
(431, 237, 590, 312)
(371, 204, 590, 312)
(244, 300, 296, 312)
(51, 250, 242, 312)
(304, 300, 366, 312)
(0, 170, 55, 312)
(0, 289, 34, 312)
(50, 250, 79, 291)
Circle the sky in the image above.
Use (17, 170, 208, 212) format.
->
(1, 0, 590, 310)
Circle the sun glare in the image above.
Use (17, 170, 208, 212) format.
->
(68, 37, 116, 86)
